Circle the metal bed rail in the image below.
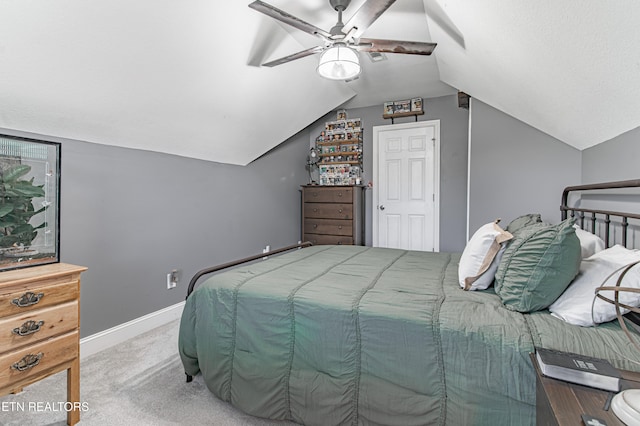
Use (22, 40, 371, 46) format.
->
(186, 241, 313, 299)
(561, 179, 640, 248)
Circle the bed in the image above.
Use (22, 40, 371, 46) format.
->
(179, 179, 640, 425)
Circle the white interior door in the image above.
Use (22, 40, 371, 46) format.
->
(373, 121, 440, 251)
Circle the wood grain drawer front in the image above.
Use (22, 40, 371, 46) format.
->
(303, 234, 354, 245)
(0, 301, 78, 350)
(305, 187, 353, 203)
(0, 280, 78, 318)
(304, 203, 353, 219)
(0, 331, 78, 390)
(304, 219, 353, 236)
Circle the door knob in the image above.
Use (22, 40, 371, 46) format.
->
(379, 205, 385, 211)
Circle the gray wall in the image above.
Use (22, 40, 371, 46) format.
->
(309, 94, 470, 252)
(468, 99, 582, 233)
(582, 126, 640, 184)
(0, 127, 309, 337)
(580, 126, 640, 247)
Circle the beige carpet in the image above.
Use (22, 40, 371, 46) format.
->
(0, 319, 297, 425)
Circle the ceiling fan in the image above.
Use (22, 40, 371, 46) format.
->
(248, 0, 437, 80)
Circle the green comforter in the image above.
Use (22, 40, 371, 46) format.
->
(179, 245, 640, 425)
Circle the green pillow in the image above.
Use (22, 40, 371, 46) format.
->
(494, 218, 581, 312)
(505, 213, 543, 235)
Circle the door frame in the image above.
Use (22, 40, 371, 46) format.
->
(372, 120, 441, 251)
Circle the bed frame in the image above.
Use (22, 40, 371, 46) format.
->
(183, 178, 640, 383)
(185, 241, 313, 299)
(562, 179, 640, 330)
(561, 178, 640, 248)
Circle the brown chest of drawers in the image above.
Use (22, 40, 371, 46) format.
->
(301, 185, 365, 245)
(0, 263, 87, 426)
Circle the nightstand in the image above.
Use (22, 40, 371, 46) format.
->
(531, 353, 640, 425)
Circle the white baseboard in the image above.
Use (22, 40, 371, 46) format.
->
(79, 301, 185, 359)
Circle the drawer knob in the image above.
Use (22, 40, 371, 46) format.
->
(12, 320, 45, 337)
(338, 226, 342, 229)
(11, 352, 43, 372)
(338, 209, 343, 213)
(338, 192, 343, 197)
(313, 224, 318, 229)
(12, 292, 45, 308)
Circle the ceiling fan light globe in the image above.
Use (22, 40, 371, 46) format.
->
(317, 45, 361, 81)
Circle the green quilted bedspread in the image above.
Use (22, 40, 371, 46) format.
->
(178, 245, 640, 425)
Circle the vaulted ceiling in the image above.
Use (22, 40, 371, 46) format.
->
(0, 1, 638, 165)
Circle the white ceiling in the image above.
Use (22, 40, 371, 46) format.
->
(0, 1, 638, 165)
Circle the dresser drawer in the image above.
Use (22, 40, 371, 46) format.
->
(0, 280, 78, 318)
(303, 234, 354, 245)
(0, 301, 78, 351)
(304, 187, 353, 203)
(0, 331, 78, 390)
(304, 203, 353, 220)
(304, 219, 353, 236)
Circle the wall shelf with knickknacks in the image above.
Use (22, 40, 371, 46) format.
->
(383, 97, 424, 124)
(314, 109, 363, 186)
(382, 110, 424, 124)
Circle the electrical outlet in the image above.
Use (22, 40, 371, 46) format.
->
(166, 269, 179, 290)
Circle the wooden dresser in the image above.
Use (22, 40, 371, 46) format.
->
(0, 263, 87, 426)
(301, 185, 365, 245)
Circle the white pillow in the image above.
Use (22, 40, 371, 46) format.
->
(459, 220, 513, 290)
(549, 245, 640, 326)
(573, 225, 606, 258)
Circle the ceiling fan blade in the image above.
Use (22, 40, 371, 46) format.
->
(249, 1, 331, 40)
(356, 38, 437, 55)
(262, 46, 325, 67)
(343, 0, 397, 39)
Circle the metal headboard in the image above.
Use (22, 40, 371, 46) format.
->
(561, 179, 640, 248)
